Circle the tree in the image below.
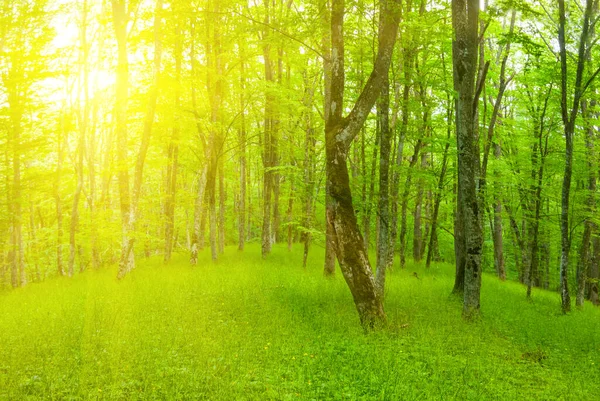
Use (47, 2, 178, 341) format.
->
(557, 0, 597, 313)
(451, 0, 483, 316)
(324, 0, 400, 328)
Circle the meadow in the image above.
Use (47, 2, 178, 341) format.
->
(1, 244, 599, 400)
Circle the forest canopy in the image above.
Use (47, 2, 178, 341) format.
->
(1, 0, 600, 322)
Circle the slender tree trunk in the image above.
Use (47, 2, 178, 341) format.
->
(190, 165, 208, 265)
(164, 16, 180, 263)
(492, 142, 505, 280)
(576, 98, 597, 307)
(426, 97, 452, 269)
(557, 0, 595, 313)
(261, 0, 275, 257)
(56, 111, 66, 277)
(325, 0, 400, 328)
(375, 74, 390, 296)
(322, 0, 336, 276)
(112, 1, 134, 279)
(363, 132, 379, 250)
(413, 152, 427, 262)
(388, 54, 411, 269)
(237, 51, 247, 252)
(399, 141, 422, 268)
(218, 162, 225, 254)
(589, 235, 600, 305)
(69, 0, 89, 277)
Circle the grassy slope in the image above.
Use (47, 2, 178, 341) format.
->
(1, 244, 599, 400)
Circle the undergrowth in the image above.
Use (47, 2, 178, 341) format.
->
(1, 244, 599, 400)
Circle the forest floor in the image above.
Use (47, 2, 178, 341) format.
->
(1, 244, 599, 400)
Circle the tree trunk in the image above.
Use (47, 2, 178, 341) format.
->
(589, 235, 600, 305)
(452, 0, 483, 317)
(324, 0, 400, 328)
(164, 14, 180, 263)
(426, 97, 452, 269)
(237, 52, 247, 252)
(362, 132, 379, 250)
(399, 141, 422, 268)
(557, 0, 594, 313)
(492, 143, 505, 280)
(576, 99, 597, 307)
(112, 0, 134, 279)
(322, 0, 336, 276)
(375, 74, 390, 296)
(413, 152, 427, 262)
(388, 53, 411, 269)
(56, 111, 66, 277)
(218, 161, 225, 255)
(190, 165, 208, 265)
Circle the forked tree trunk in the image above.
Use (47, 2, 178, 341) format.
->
(557, 0, 595, 313)
(325, 0, 400, 328)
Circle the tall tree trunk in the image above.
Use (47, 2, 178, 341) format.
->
(28, 203, 40, 282)
(164, 13, 180, 263)
(261, 0, 275, 257)
(69, 0, 89, 276)
(237, 51, 247, 252)
(557, 0, 595, 313)
(452, 0, 483, 317)
(388, 48, 411, 269)
(218, 161, 225, 254)
(190, 165, 208, 264)
(413, 152, 427, 262)
(112, 0, 134, 279)
(589, 235, 600, 305)
(322, 0, 336, 276)
(56, 111, 66, 277)
(399, 141, 422, 268)
(426, 96, 452, 269)
(375, 74, 390, 296)
(576, 98, 597, 307)
(363, 132, 379, 250)
(302, 79, 316, 268)
(527, 86, 551, 298)
(492, 142, 505, 280)
(189, 16, 207, 265)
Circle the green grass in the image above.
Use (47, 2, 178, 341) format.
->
(1, 244, 599, 400)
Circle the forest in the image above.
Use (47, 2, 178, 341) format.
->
(2, 0, 600, 399)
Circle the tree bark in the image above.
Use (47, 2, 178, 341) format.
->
(164, 10, 180, 263)
(452, 0, 483, 317)
(576, 98, 597, 307)
(237, 51, 247, 252)
(426, 96, 452, 269)
(111, 0, 134, 279)
(375, 73, 390, 297)
(325, 0, 400, 328)
(557, 0, 595, 313)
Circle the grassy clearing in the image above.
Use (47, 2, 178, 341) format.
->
(1, 244, 599, 400)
